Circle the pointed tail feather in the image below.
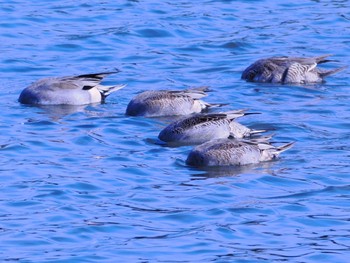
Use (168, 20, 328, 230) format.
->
(99, 84, 127, 97)
(222, 109, 248, 119)
(314, 54, 342, 64)
(313, 54, 333, 64)
(221, 109, 261, 119)
(274, 142, 295, 155)
(317, 59, 339, 64)
(77, 70, 121, 80)
(250, 129, 267, 135)
(243, 112, 261, 116)
(319, 66, 347, 77)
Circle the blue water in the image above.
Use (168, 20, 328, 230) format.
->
(1, 0, 350, 262)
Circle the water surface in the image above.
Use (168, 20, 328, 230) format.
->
(0, 0, 350, 262)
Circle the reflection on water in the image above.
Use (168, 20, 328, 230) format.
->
(37, 104, 88, 118)
(190, 161, 276, 179)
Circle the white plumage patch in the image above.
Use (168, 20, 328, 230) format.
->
(88, 88, 102, 103)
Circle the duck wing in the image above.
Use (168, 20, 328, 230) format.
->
(174, 113, 228, 131)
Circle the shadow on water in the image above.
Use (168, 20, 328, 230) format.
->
(20, 104, 92, 120)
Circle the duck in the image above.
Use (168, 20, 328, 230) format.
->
(126, 86, 223, 117)
(186, 138, 294, 167)
(241, 54, 346, 84)
(19, 72, 125, 105)
(158, 110, 265, 145)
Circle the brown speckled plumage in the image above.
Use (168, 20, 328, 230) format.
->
(242, 55, 346, 84)
(158, 110, 264, 145)
(186, 138, 294, 167)
(125, 87, 221, 117)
